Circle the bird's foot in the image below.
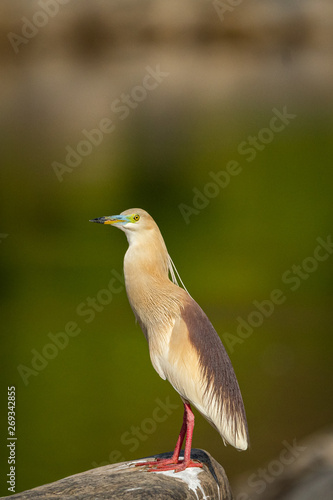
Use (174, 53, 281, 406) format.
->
(136, 458, 202, 472)
(149, 459, 203, 472)
(135, 457, 175, 468)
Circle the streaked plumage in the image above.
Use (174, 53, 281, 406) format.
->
(90, 208, 249, 471)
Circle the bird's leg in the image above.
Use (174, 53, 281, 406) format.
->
(154, 402, 188, 465)
(151, 403, 203, 472)
(136, 403, 202, 472)
(135, 402, 187, 468)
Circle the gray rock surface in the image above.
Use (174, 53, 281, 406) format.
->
(233, 429, 333, 500)
(3, 449, 233, 500)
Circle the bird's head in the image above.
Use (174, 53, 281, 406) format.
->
(90, 208, 190, 292)
(90, 208, 157, 244)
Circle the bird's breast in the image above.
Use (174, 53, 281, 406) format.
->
(123, 263, 188, 380)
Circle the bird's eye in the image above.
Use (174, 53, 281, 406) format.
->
(133, 214, 140, 222)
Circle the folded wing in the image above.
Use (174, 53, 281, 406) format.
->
(165, 297, 249, 451)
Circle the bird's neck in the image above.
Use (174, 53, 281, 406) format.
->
(124, 232, 169, 296)
(123, 232, 181, 332)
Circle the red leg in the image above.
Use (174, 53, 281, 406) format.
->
(135, 403, 187, 468)
(153, 404, 187, 465)
(136, 402, 202, 472)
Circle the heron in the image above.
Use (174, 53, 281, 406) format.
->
(90, 208, 249, 472)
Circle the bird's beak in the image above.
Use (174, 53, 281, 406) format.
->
(89, 215, 127, 225)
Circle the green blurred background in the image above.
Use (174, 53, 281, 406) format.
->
(1, 0, 333, 496)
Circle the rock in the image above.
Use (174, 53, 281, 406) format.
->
(233, 428, 333, 500)
(4, 449, 233, 500)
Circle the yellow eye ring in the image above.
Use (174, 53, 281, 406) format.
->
(133, 214, 140, 222)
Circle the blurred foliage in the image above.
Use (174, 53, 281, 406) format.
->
(1, 104, 332, 495)
(1, 0, 333, 496)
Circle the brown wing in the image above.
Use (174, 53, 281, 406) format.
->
(167, 297, 249, 450)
